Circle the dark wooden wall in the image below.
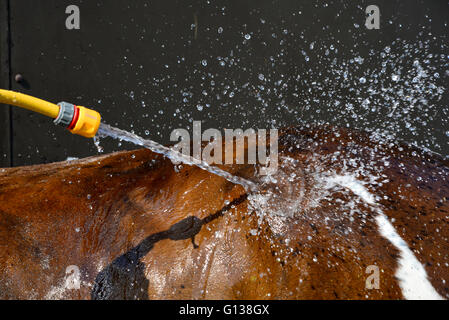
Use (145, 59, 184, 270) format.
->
(0, 0, 11, 167)
(0, 0, 448, 167)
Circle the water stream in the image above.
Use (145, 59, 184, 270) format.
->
(96, 123, 258, 192)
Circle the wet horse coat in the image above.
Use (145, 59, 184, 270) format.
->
(0, 126, 448, 299)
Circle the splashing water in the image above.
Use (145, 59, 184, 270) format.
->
(248, 157, 306, 223)
(96, 123, 258, 192)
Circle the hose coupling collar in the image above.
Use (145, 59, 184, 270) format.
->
(54, 102, 75, 127)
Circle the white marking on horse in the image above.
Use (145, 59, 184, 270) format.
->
(375, 213, 443, 299)
(328, 173, 444, 300)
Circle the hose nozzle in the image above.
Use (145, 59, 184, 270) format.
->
(54, 102, 101, 138)
(0, 89, 101, 138)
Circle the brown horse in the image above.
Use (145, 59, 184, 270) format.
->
(0, 125, 448, 299)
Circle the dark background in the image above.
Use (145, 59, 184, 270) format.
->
(0, 0, 448, 167)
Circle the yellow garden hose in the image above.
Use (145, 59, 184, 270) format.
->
(0, 89, 60, 118)
(0, 89, 101, 138)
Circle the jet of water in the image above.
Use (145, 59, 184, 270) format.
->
(96, 123, 258, 192)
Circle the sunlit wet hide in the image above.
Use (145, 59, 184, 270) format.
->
(0, 125, 448, 299)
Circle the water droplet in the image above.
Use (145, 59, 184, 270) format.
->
(391, 74, 400, 82)
(354, 56, 364, 64)
(359, 77, 366, 84)
(244, 34, 251, 40)
(93, 136, 104, 153)
(201, 59, 207, 66)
